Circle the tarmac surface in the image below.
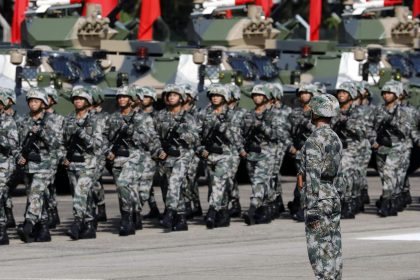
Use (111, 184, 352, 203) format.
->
(1, 172, 420, 280)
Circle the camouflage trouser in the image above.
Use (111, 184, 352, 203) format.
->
(112, 154, 141, 214)
(226, 153, 240, 203)
(136, 153, 156, 211)
(206, 150, 234, 211)
(92, 156, 106, 207)
(356, 139, 371, 192)
(397, 146, 411, 194)
(67, 168, 95, 222)
(271, 143, 287, 197)
(183, 154, 200, 204)
(24, 172, 50, 223)
(5, 165, 22, 210)
(305, 198, 342, 280)
(159, 151, 191, 213)
(375, 142, 407, 199)
(46, 159, 60, 210)
(0, 161, 11, 226)
(336, 143, 360, 201)
(246, 148, 275, 208)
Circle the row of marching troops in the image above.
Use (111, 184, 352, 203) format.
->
(0, 77, 417, 244)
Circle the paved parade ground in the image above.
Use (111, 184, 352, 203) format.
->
(1, 172, 420, 280)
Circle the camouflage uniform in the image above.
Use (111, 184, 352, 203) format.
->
(242, 84, 284, 225)
(18, 89, 60, 243)
(300, 94, 342, 280)
(197, 84, 241, 228)
(156, 84, 198, 230)
(0, 91, 19, 245)
(332, 82, 365, 218)
(64, 87, 102, 240)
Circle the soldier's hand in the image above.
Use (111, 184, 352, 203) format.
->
(107, 152, 115, 161)
(31, 125, 41, 135)
(289, 146, 297, 155)
(309, 220, 321, 230)
(201, 150, 209, 159)
(63, 159, 70, 167)
(17, 156, 26, 166)
(239, 151, 247, 158)
(372, 143, 379, 149)
(158, 151, 167, 160)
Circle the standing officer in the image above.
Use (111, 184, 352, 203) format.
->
(299, 94, 342, 280)
(17, 88, 60, 243)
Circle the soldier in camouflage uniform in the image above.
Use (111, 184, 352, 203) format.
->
(89, 86, 109, 222)
(225, 84, 247, 218)
(268, 82, 292, 218)
(0, 90, 19, 245)
(197, 84, 241, 229)
(182, 84, 203, 219)
(332, 82, 365, 218)
(241, 84, 283, 225)
(156, 84, 198, 231)
(372, 80, 420, 217)
(64, 87, 102, 240)
(299, 94, 343, 280)
(288, 84, 319, 222)
(43, 87, 65, 229)
(17, 88, 60, 243)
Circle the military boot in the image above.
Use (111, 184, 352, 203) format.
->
(17, 220, 34, 243)
(133, 211, 143, 230)
(255, 206, 272, 224)
(144, 202, 160, 220)
(389, 198, 398, 216)
(205, 207, 217, 229)
(215, 209, 230, 228)
(361, 189, 370, 204)
(172, 213, 188, 231)
(67, 219, 82, 240)
(341, 199, 355, 219)
(80, 221, 97, 239)
(34, 222, 51, 242)
(229, 199, 242, 218)
(0, 224, 9, 245)
(270, 202, 280, 219)
(119, 212, 135, 236)
(243, 205, 257, 225)
(292, 209, 305, 222)
(276, 195, 286, 214)
(97, 204, 107, 222)
(160, 209, 175, 229)
(377, 198, 390, 217)
(396, 195, 404, 212)
(402, 191, 412, 208)
(185, 202, 194, 220)
(5, 207, 16, 228)
(192, 200, 203, 217)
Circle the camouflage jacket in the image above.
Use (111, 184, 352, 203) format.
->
(63, 111, 102, 170)
(19, 111, 60, 173)
(400, 104, 420, 148)
(91, 110, 110, 158)
(353, 104, 375, 142)
(331, 104, 365, 147)
(289, 106, 315, 151)
(47, 110, 66, 163)
(105, 110, 162, 158)
(155, 108, 198, 156)
(0, 112, 19, 164)
(300, 124, 342, 214)
(197, 105, 243, 155)
(273, 105, 292, 147)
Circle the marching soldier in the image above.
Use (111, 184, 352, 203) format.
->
(17, 88, 60, 243)
(299, 94, 343, 280)
(197, 84, 241, 229)
(155, 84, 198, 231)
(64, 87, 102, 240)
(0, 90, 19, 245)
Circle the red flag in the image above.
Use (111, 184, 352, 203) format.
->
(255, 0, 273, 17)
(82, 0, 118, 16)
(138, 0, 161, 40)
(11, 0, 29, 43)
(414, 0, 420, 18)
(309, 0, 322, 41)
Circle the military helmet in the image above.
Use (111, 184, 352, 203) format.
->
(138, 86, 157, 102)
(26, 87, 49, 106)
(72, 86, 93, 105)
(381, 80, 402, 97)
(116, 86, 136, 100)
(183, 84, 198, 101)
(267, 83, 283, 100)
(313, 82, 327, 95)
(90, 86, 105, 105)
(163, 84, 187, 102)
(251, 84, 272, 99)
(207, 83, 231, 102)
(297, 83, 319, 96)
(225, 84, 241, 100)
(309, 94, 340, 118)
(44, 87, 59, 104)
(0, 89, 10, 106)
(3, 88, 16, 104)
(356, 81, 371, 96)
(336, 81, 357, 99)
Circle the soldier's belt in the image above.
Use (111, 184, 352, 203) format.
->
(207, 145, 223, 155)
(164, 147, 181, 157)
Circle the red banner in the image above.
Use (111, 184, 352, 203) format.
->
(138, 0, 161, 40)
(11, 0, 29, 43)
(309, 0, 322, 41)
